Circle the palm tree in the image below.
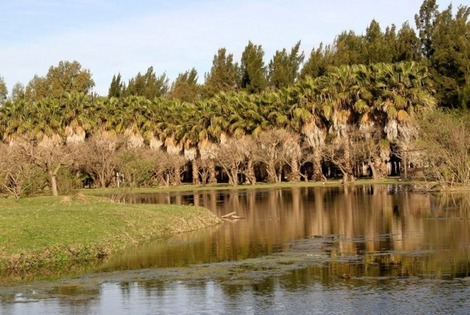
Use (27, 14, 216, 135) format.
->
(317, 65, 358, 182)
(0, 98, 32, 143)
(62, 91, 92, 144)
(373, 61, 436, 177)
(291, 77, 330, 181)
(264, 87, 304, 181)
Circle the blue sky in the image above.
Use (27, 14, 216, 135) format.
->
(0, 0, 452, 96)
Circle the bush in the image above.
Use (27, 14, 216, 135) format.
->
(416, 110, 470, 186)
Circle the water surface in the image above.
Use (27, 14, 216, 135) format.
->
(2, 185, 470, 314)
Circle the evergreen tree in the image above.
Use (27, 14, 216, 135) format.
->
(300, 43, 333, 79)
(108, 73, 124, 98)
(429, 4, 470, 108)
(0, 76, 7, 106)
(10, 83, 25, 102)
(124, 66, 169, 99)
(415, 0, 439, 59)
(268, 41, 304, 89)
(203, 48, 239, 98)
(331, 31, 366, 66)
(168, 68, 200, 103)
(240, 41, 267, 93)
(395, 22, 421, 62)
(364, 20, 393, 63)
(415, 0, 470, 108)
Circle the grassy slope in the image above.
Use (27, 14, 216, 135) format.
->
(0, 195, 220, 274)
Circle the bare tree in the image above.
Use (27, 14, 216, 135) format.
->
(78, 133, 125, 188)
(18, 139, 74, 196)
(211, 138, 245, 186)
(321, 126, 361, 183)
(151, 151, 186, 187)
(116, 147, 157, 187)
(253, 129, 295, 183)
(0, 144, 43, 198)
(414, 110, 470, 187)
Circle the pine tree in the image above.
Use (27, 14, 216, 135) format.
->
(415, 0, 439, 59)
(428, 4, 470, 107)
(0, 76, 7, 106)
(123, 66, 169, 99)
(268, 41, 304, 89)
(240, 41, 267, 93)
(203, 48, 239, 98)
(300, 43, 333, 79)
(394, 22, 421, 62)
(108, 73, 123, 98)
(168, 68, 200, 102)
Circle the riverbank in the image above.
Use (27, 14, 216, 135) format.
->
(84, 177, 409, 196)
(0, 194, 221, 279)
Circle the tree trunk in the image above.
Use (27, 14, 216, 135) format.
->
(312, 149, 324, 181)
(172, 165, 181, 186)
(245, 159, 256, 184)
(229, 165, 238, 186)
(341, 171, 355, 184)
(343, 138, 355, 182)
(403, 153, 408, 180)
(289, 156, 300, 182)
(368, 160, 378, 180)
(50, 172, 59, 197)
(208, 160, 217, 184)
(372, 153, 388, 179)
(192, 159, 200, 185)
(164, 173, 170, 186)
(49, 163, 63, 196)
(266, 163, 277, 183)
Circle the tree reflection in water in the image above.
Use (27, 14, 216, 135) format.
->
(111, 185, 470, 279)
(4, 185, 470, 314)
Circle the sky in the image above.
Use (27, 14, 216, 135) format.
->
(0, 0, 454, 96)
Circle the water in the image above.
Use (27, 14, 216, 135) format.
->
(2, 185, 470, 314)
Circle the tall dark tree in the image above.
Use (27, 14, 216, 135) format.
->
(0, 76, 7, 106)
(168, 68, 200, 103)
(123, 66, 169, 99)
(203, 48, 239, 98)
(364, 20, 393, 63)
(268, 41, 304, 89)
(395, 22, 421, 62)
(300, 43, 333, 79)
(108, 73, 124, 98)
(415, 0, 439, 59)
(240, 41, 267, 93)
(428, 4, 470, 108)
(331, 31, 366, 66)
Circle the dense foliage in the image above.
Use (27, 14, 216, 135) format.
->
(0, 0, 468, 196)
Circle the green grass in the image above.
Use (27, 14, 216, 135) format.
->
(0, 194, 220, 275)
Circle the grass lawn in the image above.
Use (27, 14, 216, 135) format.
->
(0, 194, 220, 276)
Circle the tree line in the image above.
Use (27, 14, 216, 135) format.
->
(0, 0, 469, 197)
(0, 62, 437, 196)
(0, 0, 468, 108)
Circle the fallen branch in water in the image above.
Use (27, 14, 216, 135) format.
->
(221, 211, 245, 220)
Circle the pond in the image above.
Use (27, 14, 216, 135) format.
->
(2, 185, 470, 314)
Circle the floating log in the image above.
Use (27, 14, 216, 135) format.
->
(230, 215, 244, 220)
(221, 211, 245, 220)
(221, 211, 236, 218)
